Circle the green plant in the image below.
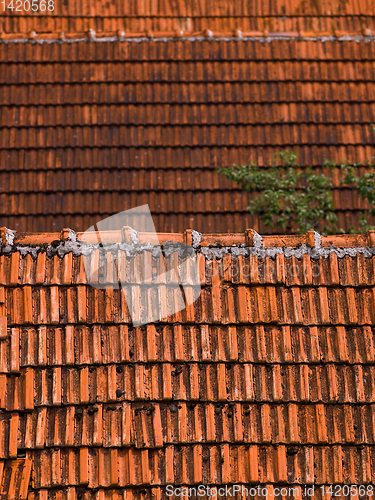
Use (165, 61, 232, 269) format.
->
(218, 150, 339, 235)
(339, 157, 375, 232)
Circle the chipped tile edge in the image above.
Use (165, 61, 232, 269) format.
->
(0, 34, 375, 44)
(1, 232, 375, 260)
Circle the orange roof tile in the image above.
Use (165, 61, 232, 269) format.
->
(0, 458, 32, 499)
(0, 229, 375, 496)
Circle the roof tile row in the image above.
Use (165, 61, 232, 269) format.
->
(0, 363, 373, 410)
(2, 82, 374, 105)
(3, 102, 375, 127)
(22, 485, 375, 500)
(25, 444, 375, 487)
(3, 40, 375, 62)
(1, 145, 374, 169)
(2, 324, 374, 366)
(3, 60, 375, 82)
(8, 402, 375, 450)
(3, 284, 375, 326)
(0, 190, 370, 220)
(2, 213, 260, 234)
(0, 0, 373, 17)
(0, 170, 372, 203)
(1, 124, 373, 149)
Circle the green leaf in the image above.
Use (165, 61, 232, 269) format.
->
(218, 149, 374, 235)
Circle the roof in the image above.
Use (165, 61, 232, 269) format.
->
(0, 0, 374, 39)
(1, 2, 375, 235)
(1, 229, 375, 497)
(1, 35, 375, 234)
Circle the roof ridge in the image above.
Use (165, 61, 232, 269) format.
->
(1, 227, 375, 254)
(0, 28, 374, 43)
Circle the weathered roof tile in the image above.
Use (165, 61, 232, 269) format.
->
(0, 229, 374, 495)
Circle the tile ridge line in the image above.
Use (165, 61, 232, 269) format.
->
(0, 31, 374, 44)
(1, 228, 375, 258)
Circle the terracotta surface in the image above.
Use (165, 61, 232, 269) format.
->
(0, 0, 374, 37)
(1, 29, 375, 232)
(0, 458, 31, 499)
(0, 230, 375, 497)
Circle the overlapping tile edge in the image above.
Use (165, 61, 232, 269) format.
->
(2, 227, 375, 258)
(1, 31, 375, 43)
(1, 228, 375, 497)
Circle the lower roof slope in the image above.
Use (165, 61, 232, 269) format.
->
(1, 37, 375, 233)
(0, 228, 375, 498)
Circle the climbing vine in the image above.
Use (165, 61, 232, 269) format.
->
(218, 149, 375, 235)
